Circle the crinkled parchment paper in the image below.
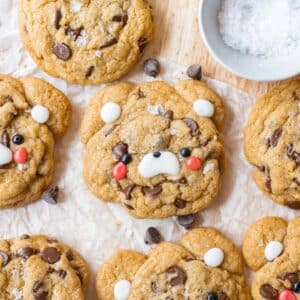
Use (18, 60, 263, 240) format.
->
(0, 0, 299, 298)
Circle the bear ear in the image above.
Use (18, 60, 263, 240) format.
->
(174, 80, 225, 130)
(242, 217, 288, 271)
(20, 77, 72, 141)
(80, 82, 134, 145)
(180, 228, 243, 274)
(96, 250, 147, 300)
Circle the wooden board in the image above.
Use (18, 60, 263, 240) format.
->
(149, 0, 299, 97)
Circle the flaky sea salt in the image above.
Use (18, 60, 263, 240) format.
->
(218, 0, 300, 57)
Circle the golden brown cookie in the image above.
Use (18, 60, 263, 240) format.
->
(0, 74, 71, 208)
(243, 216, 300, 299)
(96, 227, 250, 299)
(80, 80, 225, 218)
(244, 80, 300, 209)
(19, 0, 154, 85)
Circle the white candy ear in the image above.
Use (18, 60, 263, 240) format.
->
(114, 280, 131, 300)
(31, 105, 50, 124)
(204, 247, 224, 267)
(100, 102, 121, 123)
(193, 99, 215, 117)
(264, 241, 283, 261)
(0, 144, 12, 165)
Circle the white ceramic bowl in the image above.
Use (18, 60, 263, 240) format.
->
(199, 0, 300, 81)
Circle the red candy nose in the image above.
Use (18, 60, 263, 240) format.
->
(278, 290, 297, 300)
(186, 156, 202, 171)
(113, 162, 127, 180)
(14, 147, 28, 164)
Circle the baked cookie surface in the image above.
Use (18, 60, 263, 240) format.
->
(244, 80, 300, 209)
(0, 234, 89, 299)
(96, 228, 250, 299)
(19, 0, 153, 85)
(0, 74, 71, 208)
(243, 217, 300, 299)
(80, 80, 225, 218)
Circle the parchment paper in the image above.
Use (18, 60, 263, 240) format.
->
(0, 1, 299, 298)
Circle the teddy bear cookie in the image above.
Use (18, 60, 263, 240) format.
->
(0, 234, 89, 299)
(244, 80, 300, 209)
(80, 80, 225, 218)
(96, 227, 251, 299)
(19, 0, 153, 85)
(243, 216, 300, 299)
(0, 74, 71, 208)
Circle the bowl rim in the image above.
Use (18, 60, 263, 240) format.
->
(198, 0, 300, 82)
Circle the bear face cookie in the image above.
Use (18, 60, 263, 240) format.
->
(243, 217, 300, 299)
(244, 80, 300, 209)
(19, 0, 153, 85)
(96, 228, 251, 299)
(0, 75, 71, 208)
(80, 80, 225, 218)
(0, 234, 89, 299)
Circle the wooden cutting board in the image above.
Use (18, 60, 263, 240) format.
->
(149, 0, 298, 97)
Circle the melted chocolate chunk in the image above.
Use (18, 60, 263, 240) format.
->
(85, 66, 94, 78)
(260, 284, 278, 299)
(53, 43, 72, 61)
(33, 281, 43, 293)
(286, 201, 300, 210)
(143, 58, 160, 77)
(0, 251, 10, 266)
(54, 10, 62, 29)
(100, 38, 118, 49)
(278, 273, 299, 285)
(163, 110, 173, 120)
(186, 64, 202, 80)
(42, 186, 59, 205)
(151, 282, 159, 293)
(57, 269, 67, 278)
(34, 291, 48, 300)
(18, 247, 36, 260)
(138, 37, 148, 52)
(41, 247, 61, 264)
(65, 26, 83, 41)
(144, 227, 162, 244)
(293, 178, 300, 186)
(142, 185, 162, 197)
(1, 130, 10, 147)
(292, 91, 300, 101)
(112, 14, 128, 25)
(113, 142, 128, 159)
(138, 89, 146, 99)
(124, 204, 134, 210)
(177, 214, 196, 228)
(183, 118, 198, 134)
(268, 128, 282, 147)
(166, 266, 187, 286)
(66, 249, 74, 261)
(174, 198, 186, 209)
(123, 184, 137, 200)
(265, 177, 272, 193)
(287, 144, 300, 165)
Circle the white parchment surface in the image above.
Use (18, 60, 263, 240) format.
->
(0, 1, 299, 298)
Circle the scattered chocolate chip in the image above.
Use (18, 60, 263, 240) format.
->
(143, 58, 160, 77)
(20, 234, 30, 240)
(166, 266, 187, 286)
(1, 130, 10, 147)
(177, 214, 196, 228)
(105, 125, 117, 137)
(34, 291, 48, 300)
(268, 128, 282, 147)
(174, 198, 186, 209)
(151, 281, 159, 293)
(138, 37, 148, 52)
(292, 91, 300, 101)
(183, 118, 198, 134)
(85, 66, 94, 78)
(0, 251, 10, 266)
(293, 178, 300, 186)
(41, 247, 61, 264)
(57, 269, 67, 278)
(142, 185, 162, 197)
(144, 227, 162, 244)
(163, 110, 173, 120)
(100, 38, 118, 49)
(66, 249, 74, 261)
(42, 186, 59, 205)
(113, 142, 128, 159)
(186, 64, 202, 80)
(286, 201, 300, 210)
(287, 144, 300, 165)
(65, 26, 83, 41)
(123, 184, 137, 200)
(48, 267, 55, 273)
(256, 165, 266, 172)
(112, 15, 123, 22)
(265, 177, 272, 193)
(53, 43, 72, 61)
(54, 10, 62, 29)
(33, 281, 43, 293)
(138, 89, 146, 99)
(124, 204, 134, 210)
(18, 247, 36, 260)
(279, 273, 299, 285)
(75, 269, 83, 284)
(259, 284, 278, 299)
(218, 292, 229, 300)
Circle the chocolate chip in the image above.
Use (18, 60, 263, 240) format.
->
(85, 66, 94, 78)
(287, 144, 300, 165)
(268, 128, 282, 147)
(260, 284, 278, 299)
(293, 178, 300, 186)
(256, 165, 266, 172)
(186, 64, 202, 80)
(177, 214, 196, 228)
(292, 91, 300, 101)
(41, 247, 61, 264)
(166, 266, 187, 286)
(112, 15, 123, 22)
(34, 291, 48, 300)
(151, 282, 159, 293)
(123, 184, 137, 200)
(142, 185, 162, 197)
(42, 186, 59, 205)
(18, 247, 36, 260)
(105, 125, 117, 137)
(74, 268, 83, 284)
(33, 281, 43, 293)
(0, 251, 10, 266)
(124, 204, 134, 210)
(113, 142, 128, 159)
(20, 234, 30, 240)
(57, 269, 67, 278)
(143, 58, 160, 77)
(54, 10, 62, 29)
(122, 14, 128, 25)
(144, 227, 162, 244)
(53, 43, 72, 61)
(279, 273, 299, 284)
(286, 201, 300, 209)
(218, 292, 229, 300)
(183, 118, 198, 134)
(138, 37, 148, 52)
(138, 89, 146, 99)
(1, 130, 10, 147)
(172, 177, 188, 184)
(66, 249, 74, 261)
(100, 38, 118, 49)
(65, 26, 83, 41)
(48, 267, 55, 273)
(174, 198, 186, 209)
(265, 177, 272, 193)
(163, 110, 173, 120)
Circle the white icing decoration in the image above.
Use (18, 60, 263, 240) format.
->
(193, 99, 215, 117)
(31, 105, 49, 124)
(203, 162, 214, 174)
(100, 102, 121, 123)
(204, 248, 224, 267)
(265, 241, 283, 261)
(114, 280, 131, 300)
(147, 104, 165, 116)
(138, 151, 180, 178)
(70, 0, 82, 12)
(0, 143, 12, 165)
(17, 163, 28, 171)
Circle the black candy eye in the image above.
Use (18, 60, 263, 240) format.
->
(12, 134, 24, 145)
(120, 153, 132, 164)
(207, 293, 218, 300)
(180, 148, 191, 157)
(153, 152, 161, 158)
(293, 282, 300, 293)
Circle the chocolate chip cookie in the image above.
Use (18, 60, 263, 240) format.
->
(19, 0, 154, 85)
(80, 80, 225, 218)
(0, 74, 71, 208)
(0, 234, 89, 299)
(244, 80, 300, 209)
(96, 227, 251, 299)
(243, 217, 300, 299)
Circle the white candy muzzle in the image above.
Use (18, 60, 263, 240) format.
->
(0, 143, 12, 166)
(138, 151, 180, 178)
